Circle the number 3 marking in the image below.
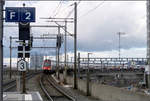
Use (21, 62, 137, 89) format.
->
(20, 63, 24, 69)
(25, 12, 31, 20)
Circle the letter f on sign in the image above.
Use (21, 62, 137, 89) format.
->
(10, 12, 16, 19)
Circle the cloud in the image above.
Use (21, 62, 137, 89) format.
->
(77, 1, 146, 52)
(3, 1, 147, 58)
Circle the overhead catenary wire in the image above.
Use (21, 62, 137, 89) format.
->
(59, 1, 81, 36)
(65, 8, 74, 19)
(65, 1, 81, 19)
(51, 1, 62, 17)
(50, 0, 76, 19)
(46, 17, 73, 36)
(52, 0, 63, 18)
(55, 21, 73, 36)
(78, 1, 105, 19)
(45, 1, 81, 38)
(52, 1, 74, 18)
(46, 2, 74, 37)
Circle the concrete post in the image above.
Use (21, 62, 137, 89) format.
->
(9, 36, 12, 79)
(63, 20, 67, 84)
(87, 53, 92, 96)
(78, 53, 80, 78)
(22, 43, 26, 93)
(147, 0, 150, 88)
(57, 27, 60, 80)
(16, 75, 21, 92)
(0, 0, 4, 100)
(73, 2, 78, 89)
(55, 47, 58, 77)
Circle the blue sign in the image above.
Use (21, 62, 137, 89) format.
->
(5, 7, 35, 22)
(5, 7, 20, 22)
(21, 8, 35, 22)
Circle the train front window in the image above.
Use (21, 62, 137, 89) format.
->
(44, 62, 50, 67)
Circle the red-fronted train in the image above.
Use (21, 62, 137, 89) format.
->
(42, 59, 55, 74)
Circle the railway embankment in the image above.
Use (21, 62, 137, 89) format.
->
(59, 74, 150, 101)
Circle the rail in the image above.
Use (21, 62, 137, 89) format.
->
(3, 73, 37, 92)
(39, 75, 53, 101)
(47, 75, 76, 101)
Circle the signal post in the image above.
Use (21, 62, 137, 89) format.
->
(5, 5, 35, 93)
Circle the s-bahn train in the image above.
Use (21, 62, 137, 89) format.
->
(42, 59, 55, 74)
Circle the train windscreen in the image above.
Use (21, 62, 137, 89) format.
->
(44, 62, 51, 67)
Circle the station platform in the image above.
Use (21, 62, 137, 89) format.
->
(3, 92, 43, 101)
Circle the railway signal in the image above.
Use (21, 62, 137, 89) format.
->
(56, 34, 62, 48)
(18, 45, 30, 58)
(19, 22, 30, 40)
(5, 5, 36, 94)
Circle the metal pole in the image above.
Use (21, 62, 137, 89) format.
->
(27, 58, 29, 70)
(118, 32, 120, 58)
(22, 43, 26, 93)
(56, 46, 58, 76)
(71, 57, 73, 63)
(0, 0, 4, 100)
(35, 54, 37, 71)
(58, 27, 60, 80)
(16, 73, 21, 92)
(147, 0, 150, 88)
(64, 20, 67, 83)
(74, 2, 77, 89)
(67, 54, 69, 68)
(87, 53, 91, 96)
(117, 32, 125, 59)
(9, 36, 12, 79)
(34, 54, 36, 71)
(22, 71, 26, 93)
(78, 53, 80, 79)
(58, 47, 60, 79)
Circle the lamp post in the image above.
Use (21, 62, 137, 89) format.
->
(117, 32, 125, 58)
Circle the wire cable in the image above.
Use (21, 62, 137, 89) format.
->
(50, 0, 63, 18)
(53, 1, 63, 18)
(65, 8, 74, 19)
(78, 1, 105, 19)
(65, 1, 81, 19)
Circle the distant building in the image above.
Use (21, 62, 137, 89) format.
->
(30, 54, 43, 70)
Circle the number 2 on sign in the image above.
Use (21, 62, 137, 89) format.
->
(25, 12, 31, 20)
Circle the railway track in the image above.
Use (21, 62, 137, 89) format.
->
(3, 73, 37, 92)
(40, 74, 76, 101)
(40, 75, 53, 101)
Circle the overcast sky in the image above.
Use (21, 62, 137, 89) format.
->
(3, 1, 147, 58)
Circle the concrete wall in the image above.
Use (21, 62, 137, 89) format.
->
(91, 82, 150, 101)
(59, 74, 150, 101)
